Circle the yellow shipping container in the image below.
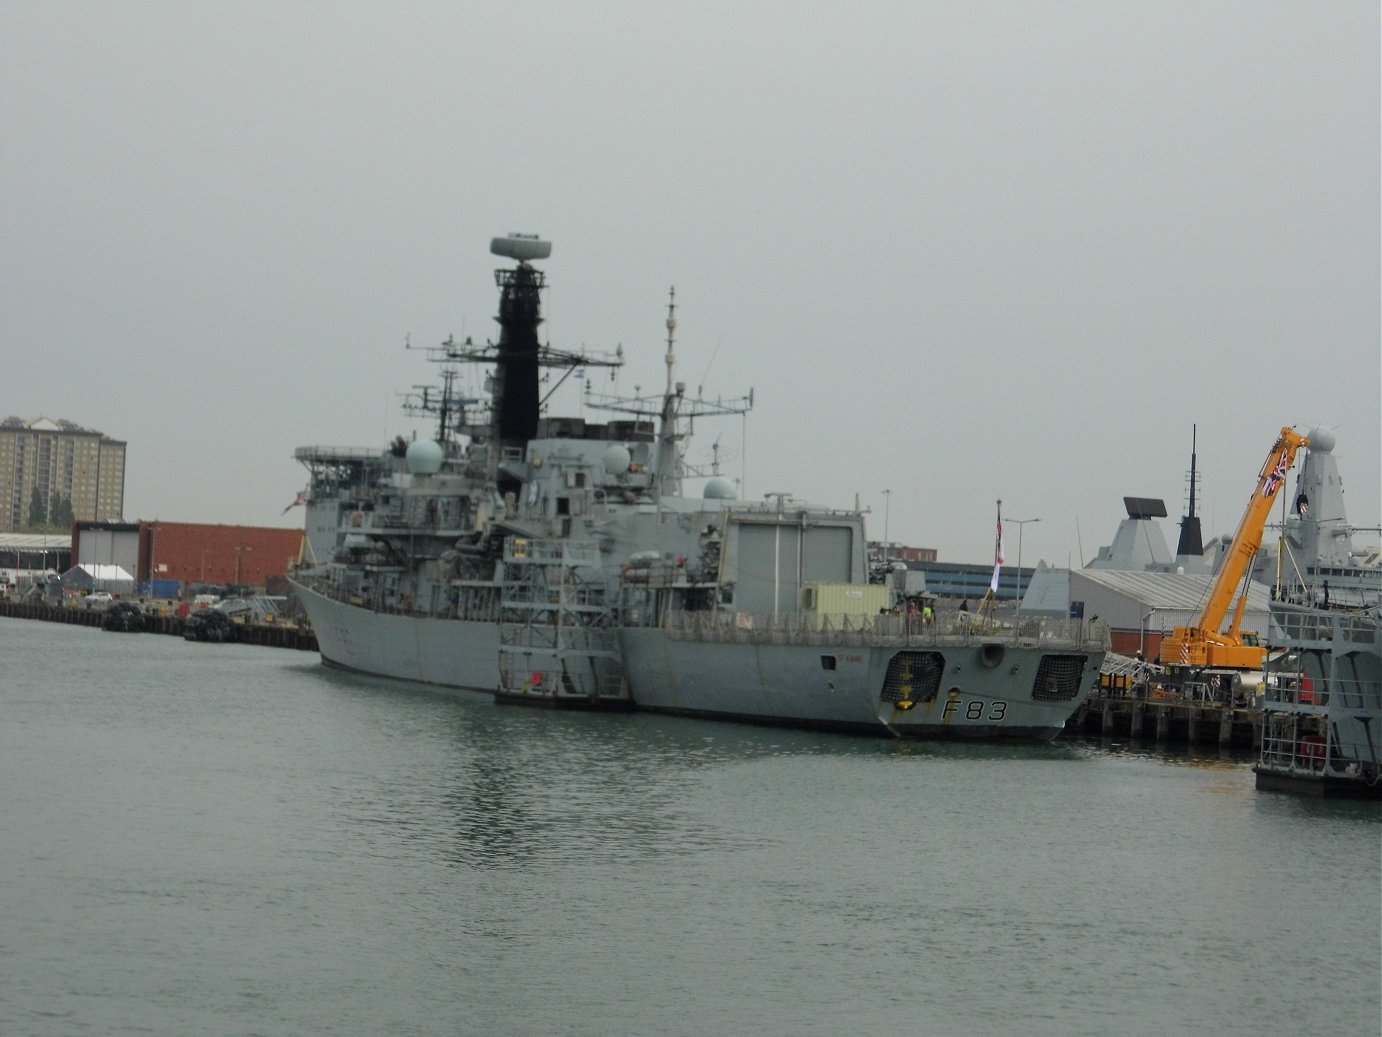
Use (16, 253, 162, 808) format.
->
(800, 582, 889, 616)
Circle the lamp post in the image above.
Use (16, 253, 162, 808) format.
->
(1009, 517, 1040, 611)
(882, 489, 892, 568)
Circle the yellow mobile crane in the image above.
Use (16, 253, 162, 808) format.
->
(1158, 427, 1310, 673)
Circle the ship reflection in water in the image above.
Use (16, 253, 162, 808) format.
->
(4, 618, 1377, 1036)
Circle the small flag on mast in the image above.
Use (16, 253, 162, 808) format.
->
(282, 489, 309, 515)
(989, 500, 1005, 593)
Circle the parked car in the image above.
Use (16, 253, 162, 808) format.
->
(84, 591, 114, 609)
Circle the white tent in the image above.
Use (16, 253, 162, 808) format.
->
(62, 563, 136, 595)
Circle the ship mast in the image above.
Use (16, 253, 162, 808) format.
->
(653, 288, 684, 498)
(424, 235, 621, 485)
(1176, 424, 1204, 560)
(582, 288, 754, 499)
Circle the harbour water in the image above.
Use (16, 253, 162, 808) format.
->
(3, 616, 1378, 1036)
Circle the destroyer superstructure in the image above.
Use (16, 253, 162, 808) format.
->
(291, 235, 1107, 739)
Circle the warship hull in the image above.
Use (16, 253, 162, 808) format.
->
(299, 581, 499, 690)
(619, 628, 1089, 739)
(297, 581, 1100, 739)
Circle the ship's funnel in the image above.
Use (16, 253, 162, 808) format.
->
(493, 260, 544, 448)
(491, 234, 551, 263)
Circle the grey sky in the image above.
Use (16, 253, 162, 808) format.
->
(3, 2, 1377, 567)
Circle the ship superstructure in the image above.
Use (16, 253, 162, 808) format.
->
(1260, 427, 1382, 609)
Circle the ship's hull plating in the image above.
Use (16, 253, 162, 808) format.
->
(619, 628, 1091, 739)
(298, 582, 499, 691)
(1253, 765, 1382, 799)
(296, 582, 1099, 739)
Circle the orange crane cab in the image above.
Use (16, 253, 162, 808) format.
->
(1158, 427, 1309, 673)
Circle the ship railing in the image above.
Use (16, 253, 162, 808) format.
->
(1258, 735, 1326, 775)
(301, 574, 501, 621)
(659, 608, 1105, 648)
(1262, 674, 1380, 711)
(1272, 607, 1379, 646)
(293, 445, 383, 462)
(504, 537, 604, 567)
(1258, 721, 1342, 777)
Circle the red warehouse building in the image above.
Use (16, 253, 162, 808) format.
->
(137, 522, 305, 590)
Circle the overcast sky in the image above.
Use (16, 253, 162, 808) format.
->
(3, 2, 1377, 567)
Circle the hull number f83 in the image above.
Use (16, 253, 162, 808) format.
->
(943, 700, 1007, 722)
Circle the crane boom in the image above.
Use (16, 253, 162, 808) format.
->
(1158, 426, 1309, 671)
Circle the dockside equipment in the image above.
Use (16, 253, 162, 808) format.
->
(1158, 427, 1309, 672)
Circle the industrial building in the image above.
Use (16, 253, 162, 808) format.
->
(73, 521, 305, 594)
(1021, 564, 1271, 659)
(0, 532, 71, 591)
(0, 417, 126, 530)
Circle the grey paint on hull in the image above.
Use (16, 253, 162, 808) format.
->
(297, 581, 1097, 739)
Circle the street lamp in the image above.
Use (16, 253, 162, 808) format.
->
(882, 489, 892, 567)
(1009, 517, 1040, 611)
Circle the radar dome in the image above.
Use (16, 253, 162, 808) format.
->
(490, 234, 551, 262)
(405, 439, 444, 475)
(1305, 427, 1335, 453)
(602, 444, 632, 475)
(703, 478, 736, 500)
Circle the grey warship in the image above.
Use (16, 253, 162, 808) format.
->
(290, 235, 1107, 739)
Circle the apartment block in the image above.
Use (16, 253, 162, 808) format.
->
(0, 417, 126, 530)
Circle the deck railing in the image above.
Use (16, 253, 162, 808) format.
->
(1262, 675, 1381, 711)
(654, 608, 1105, 649)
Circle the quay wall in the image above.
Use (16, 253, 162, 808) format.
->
(0, 599, 318, 651)
(1065, 693, 1264, 749)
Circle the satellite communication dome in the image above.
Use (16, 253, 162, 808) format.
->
(603, 444, 632, 476)
(1305, 427, 1335, 453)
(703, 478, 736, 500)
(405, 439, 444, 475)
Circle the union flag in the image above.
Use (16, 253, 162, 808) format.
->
(1261, 450, 1289, 498)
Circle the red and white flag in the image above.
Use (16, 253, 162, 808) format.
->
(989, 504, 1005, 592)
(282, 489, 309, 515)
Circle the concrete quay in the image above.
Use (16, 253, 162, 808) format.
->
(0, 599, 319, 651)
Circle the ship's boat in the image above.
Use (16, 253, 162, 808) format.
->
(290, 235, 1107, 740)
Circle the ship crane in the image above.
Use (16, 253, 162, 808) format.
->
(1158, 426, 1310, 673)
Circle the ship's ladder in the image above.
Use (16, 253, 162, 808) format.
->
(496, 536, 629, 706)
